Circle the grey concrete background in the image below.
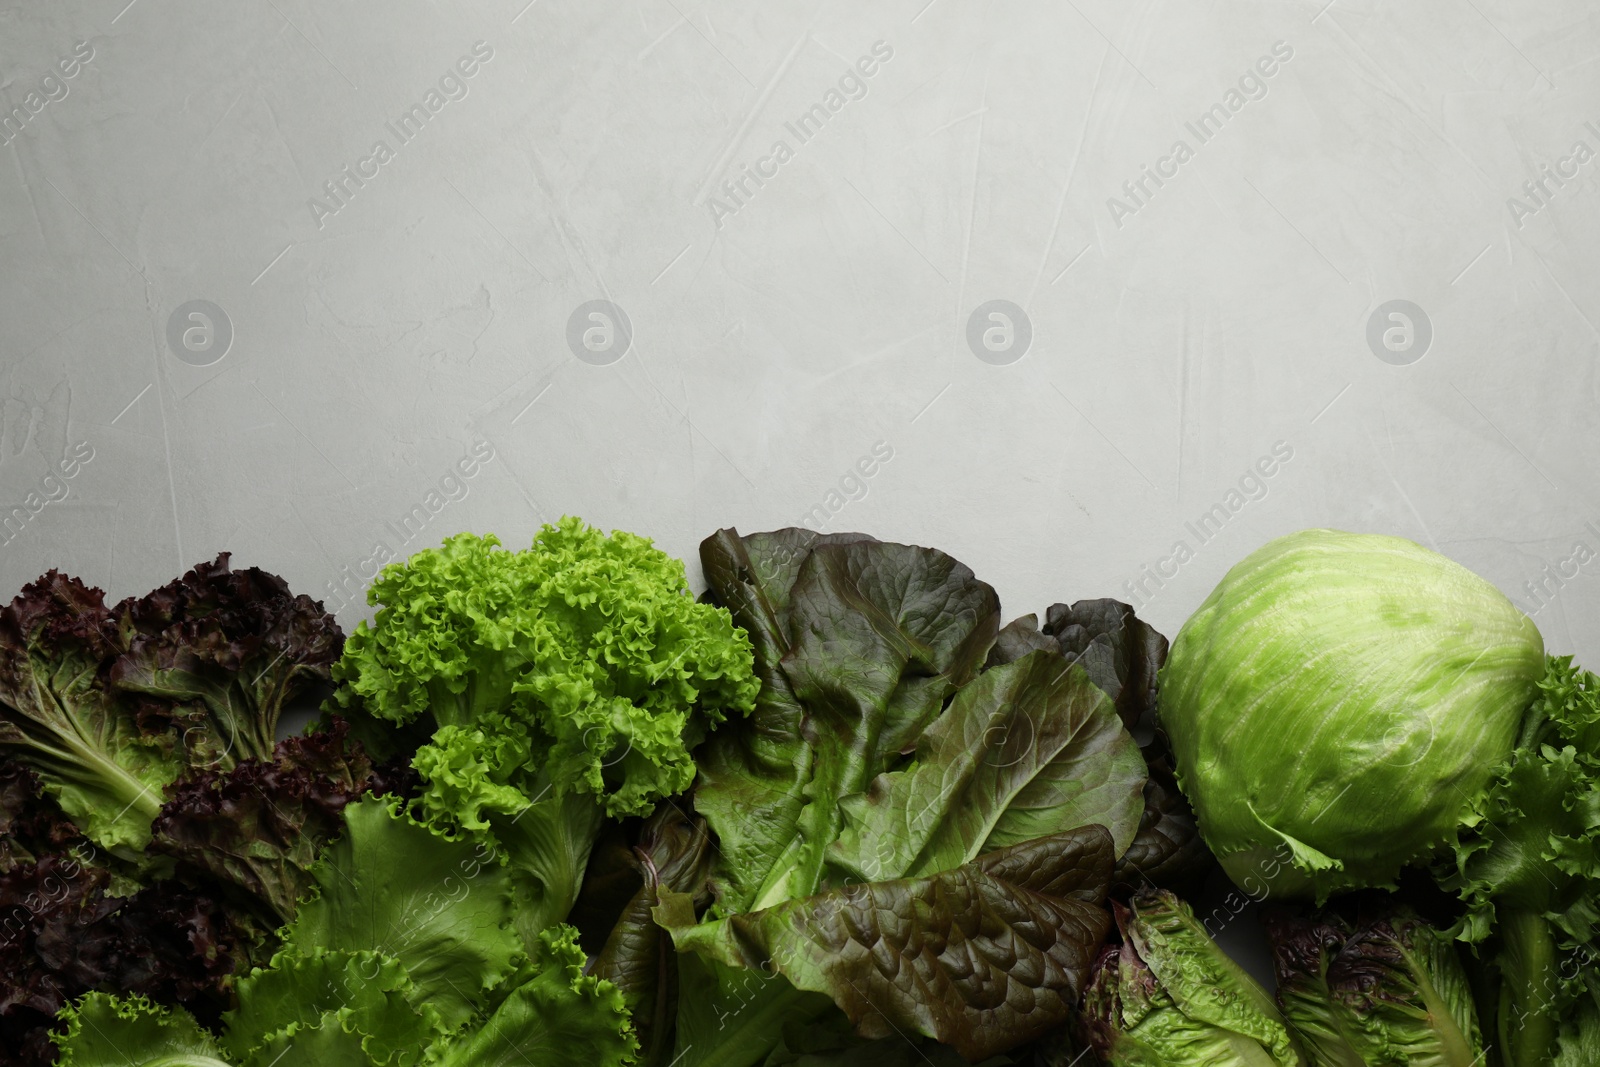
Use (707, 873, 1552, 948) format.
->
(2, 1, 1597, 659)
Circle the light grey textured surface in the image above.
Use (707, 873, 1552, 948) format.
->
(2, 0, 1597, 667)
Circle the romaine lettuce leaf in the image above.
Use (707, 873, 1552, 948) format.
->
(829, 650, 1145, 880)
(662, 826, 1114, 1061)
(1263, 903, 1483, 1066)
(1081, 890, 1301, 1067)
(590, 803, 715, 1067)
(693, 529, 1001, 914)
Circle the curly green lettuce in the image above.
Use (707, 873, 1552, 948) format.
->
(1439, 654, 1600, 1067)
(328, 518, 759, 943)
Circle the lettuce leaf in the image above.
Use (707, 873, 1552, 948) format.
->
(434, 925, 637, 1067)
(1080, 890, 1301, 1066)
(0, 555, 346, 861)
(53, 993, 227, 1067)
(223, 949, 443, 1066)
(56, 800, 638, 1067)
(674, 529, 1152, 1066)
(590, 803, 715, 1067)
(273, 795, 520, 1031)
(693, 529, 1001, 914)
(662, 826, 1114, 1062)
(1553, 992, 1600, 1067)
(999, 599, 1168, 733)
(829, 650, 1145, 880)
(331, 521, 759, 820)
(988, 607, 1213, 898)
(108, 554, 344, 771)
(1439, 655, 1600, 1066)
(0, 572, 180, 853)
(1110, 759, 1213, 899)
(0, 758, 84, 872)
(150, 720, 382, 928)
(1263, 903, 1483, 1066)
(0, 842, 241, 1066)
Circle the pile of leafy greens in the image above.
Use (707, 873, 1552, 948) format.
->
(2, 517, 1225, 1066)
(1152, 528, 1600, 1067)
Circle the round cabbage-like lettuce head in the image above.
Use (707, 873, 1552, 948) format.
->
(1159, 528, 1544, 900)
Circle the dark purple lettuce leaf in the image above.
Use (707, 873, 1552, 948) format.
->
(985, 614, 1058, 668)
(150, 719, 382, 928)
(0, 761, 83, 873)
(664, 825, 1114, 1061)
(1111, 742, 1215, 898)
(988, 600, 1167, 734)
(108, 553, 344, 770)
(1111, 771, 1212, 898)
(0, 852, 240, 1067)
(0, 573, 179, 854)
(568, 819, 644, 953)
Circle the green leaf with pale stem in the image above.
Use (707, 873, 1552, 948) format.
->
(1081, 890, 1301, 1067)
(1438, 655, 1600, 1067)
(0, 574, 179, 853)
(1264, 904, 1483, 1067)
